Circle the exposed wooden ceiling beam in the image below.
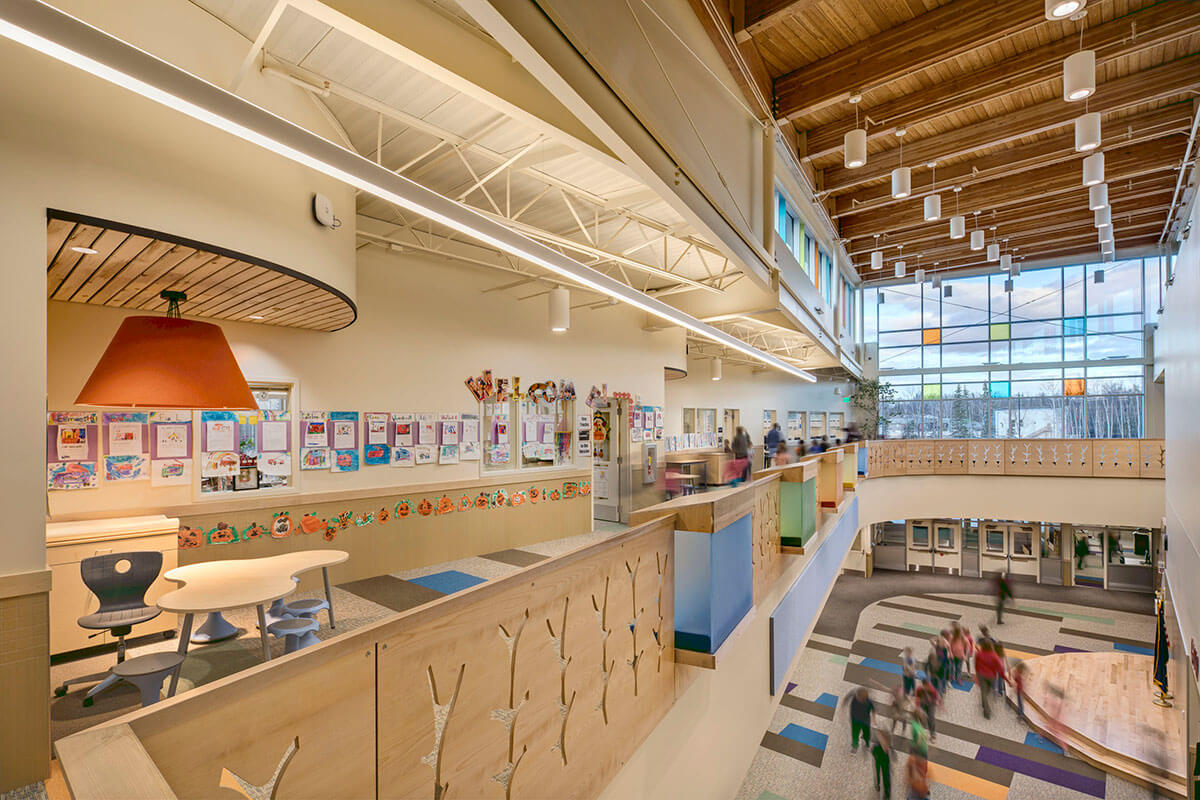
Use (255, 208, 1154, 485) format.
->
(837, 138, 1183, 239)
(859, 234, 1162, 282)
(741, 0, 825, 37)
(848, 183, 1177, 256)
(820, 55, 1200, 196)
(855, 211, 1168, 272)
(774, 0, 1044, 120)
(802, 2, 1200, 162)
(833, 104, 1193, 220)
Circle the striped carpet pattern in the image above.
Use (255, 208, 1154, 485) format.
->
(737, 583, 1158, 800)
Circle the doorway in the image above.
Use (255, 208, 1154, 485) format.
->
(871, 521, 908, 572)
(961, 520, 980, 577)
(591, 401, 624, 523)
(1040, 524, 1063, 584)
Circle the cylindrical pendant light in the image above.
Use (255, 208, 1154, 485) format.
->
(76, 291, 256, 409)
(1082, 152, 1104, 186)
(844, 128, 867, 169)
(894, 261, 906, 278)
(1074, 112, 1101, 152)
(549, 285, 570, 332)
(914, 269, 925, 284)
(710, 358, 722, 381)
(987, 243, 1000, 261)
(1094, 205, 1112, 228)
(970, 230, 985, 250)
(1045, 0, 1086, 20)
(924, 193, 941, 221)
(1012, 262, 1022, 277)
(1088, 183, 1108, 210)
(891, 166, 911, 199)
(870, 250, 883, 270)
(949, 215, 965, 239)
(1098, 227, 1113, 244)
(1064, 50, 1096, 102)
(1000, 253, 1013, 270)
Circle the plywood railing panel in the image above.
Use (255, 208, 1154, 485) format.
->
(862, 439, 1163, 480)
(375, 518, 674, 800)
(752, 478, 783, 605)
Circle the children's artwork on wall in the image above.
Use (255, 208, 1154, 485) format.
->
(654, 407, 664, 428)
(391, 446, 415, 467)
(331, 449, 359, 472)
(440, 419, 459, 443)
(205, 418, 237, 453)
(259, 452, 291, 476)
(206, 522, 239, 545)
(332, 420, 356, 450)
(417, 414, 437, 444)
(435, 495, 455, 515)
(324, 521, 337, 541)
(55, 424, 90, 461)
(395, 499, 414, 518)
(178, 526, 202, 550)
(105, 413, 147, 457)
(202, 451, 239, 478)
(154, 424, 190, 459)
(104, 455, 148, 482)
(47, 461, 97, 490)
(414, 445, 436, 465)
(489, 443, 510, 464)
(460, 440, 480, 461)
(300, 447, 329, 470)
(354, 512, 374, 527)
(260, 420, 289, 453)
(364, 443, 390, 466)
(392, 413, 414, 447)
(631, 428, 643, 443)
(271, 512, 292, 538)
(242, 522, 265, 541)
(302, 412, 328, 448)
(150, 458, 191, 487)
(299, 513, 324, 535)
(417, 498, 434, 516)
(458, 494, 472, 512)
(475, 492, 490, 509)
(439, 444, 459, 464)
(377, 507, 390, 524)
(365, 412, 389, 445)
(461, 413, 479, 445)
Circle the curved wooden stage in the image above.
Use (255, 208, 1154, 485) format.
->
(1022, 651, 1187, 799)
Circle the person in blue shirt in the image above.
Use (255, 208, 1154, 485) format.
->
(764, 423, 782, 468)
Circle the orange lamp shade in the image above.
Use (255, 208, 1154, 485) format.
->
(75, 316, 257, 409)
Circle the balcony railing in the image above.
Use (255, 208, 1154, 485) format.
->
(863, 438, 1165, 479)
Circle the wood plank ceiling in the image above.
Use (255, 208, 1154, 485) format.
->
(45, 211, 356, 331)
(730, 0, 1199, 281)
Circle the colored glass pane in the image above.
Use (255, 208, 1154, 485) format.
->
(922, 328, 941, 345)
(922, 384, 942, 400)
(989, 323, 1010, 340)
(989, 381, 1010, 398)
(1063, 317, 1085, 336)
(1065, 379, 1086, 396)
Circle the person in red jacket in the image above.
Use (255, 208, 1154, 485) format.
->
(974, 640, 1005, 719)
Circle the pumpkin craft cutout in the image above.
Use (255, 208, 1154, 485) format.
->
(271, 512, 292, 538)
(207, 522, 239, 545)
(299, 513, 324, 535)
(178, 526, 202, 550)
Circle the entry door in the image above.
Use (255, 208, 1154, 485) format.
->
(592, 404, 621, 522)
(1040, 525, 1063, 585)
(961, 522, 981, 577)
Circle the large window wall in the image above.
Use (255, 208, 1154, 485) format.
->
(862, 258, 1162, 439)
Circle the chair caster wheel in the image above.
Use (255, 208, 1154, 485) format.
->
(54, 687, 67, 698)
(82, 696, 94, 707)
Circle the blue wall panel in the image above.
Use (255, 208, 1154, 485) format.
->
(769, 497, 859, 694)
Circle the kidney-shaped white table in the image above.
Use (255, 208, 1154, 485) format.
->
(157, 550, 348, 695)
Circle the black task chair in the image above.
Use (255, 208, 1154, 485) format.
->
(54, 551, 168, 706)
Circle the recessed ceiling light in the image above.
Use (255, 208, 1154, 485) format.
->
(70, 246, 98, 255)
(248, 315, 265, 320)
(1045, 0, 1085, 20)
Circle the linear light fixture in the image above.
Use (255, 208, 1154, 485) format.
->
(0, 0, 818, 382)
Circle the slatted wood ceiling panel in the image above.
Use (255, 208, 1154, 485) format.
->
(45, 213, 355, 332)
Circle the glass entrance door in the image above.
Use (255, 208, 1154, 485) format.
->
(1040, 525, 1063, 584)
(961, 521, 980, 577)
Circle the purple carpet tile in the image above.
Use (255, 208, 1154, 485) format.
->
(1053, 644, 1088, 654)
(786, 681, 798, 695)
(975, 746, 1105, 798)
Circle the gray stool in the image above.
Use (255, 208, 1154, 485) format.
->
(283, 597, 329, 621)
(268, 617, 319, 654)
(111, 652, 186, 707)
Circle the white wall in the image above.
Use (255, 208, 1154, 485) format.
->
(858, 474, 1165, 530)
(665, 356, 853, 442)
(0, 1, 357, 575)
(47, 247, 679, 517)
(1160, 197, 1200, 665)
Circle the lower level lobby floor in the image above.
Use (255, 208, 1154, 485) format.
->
(736, 572, 1168, 800)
